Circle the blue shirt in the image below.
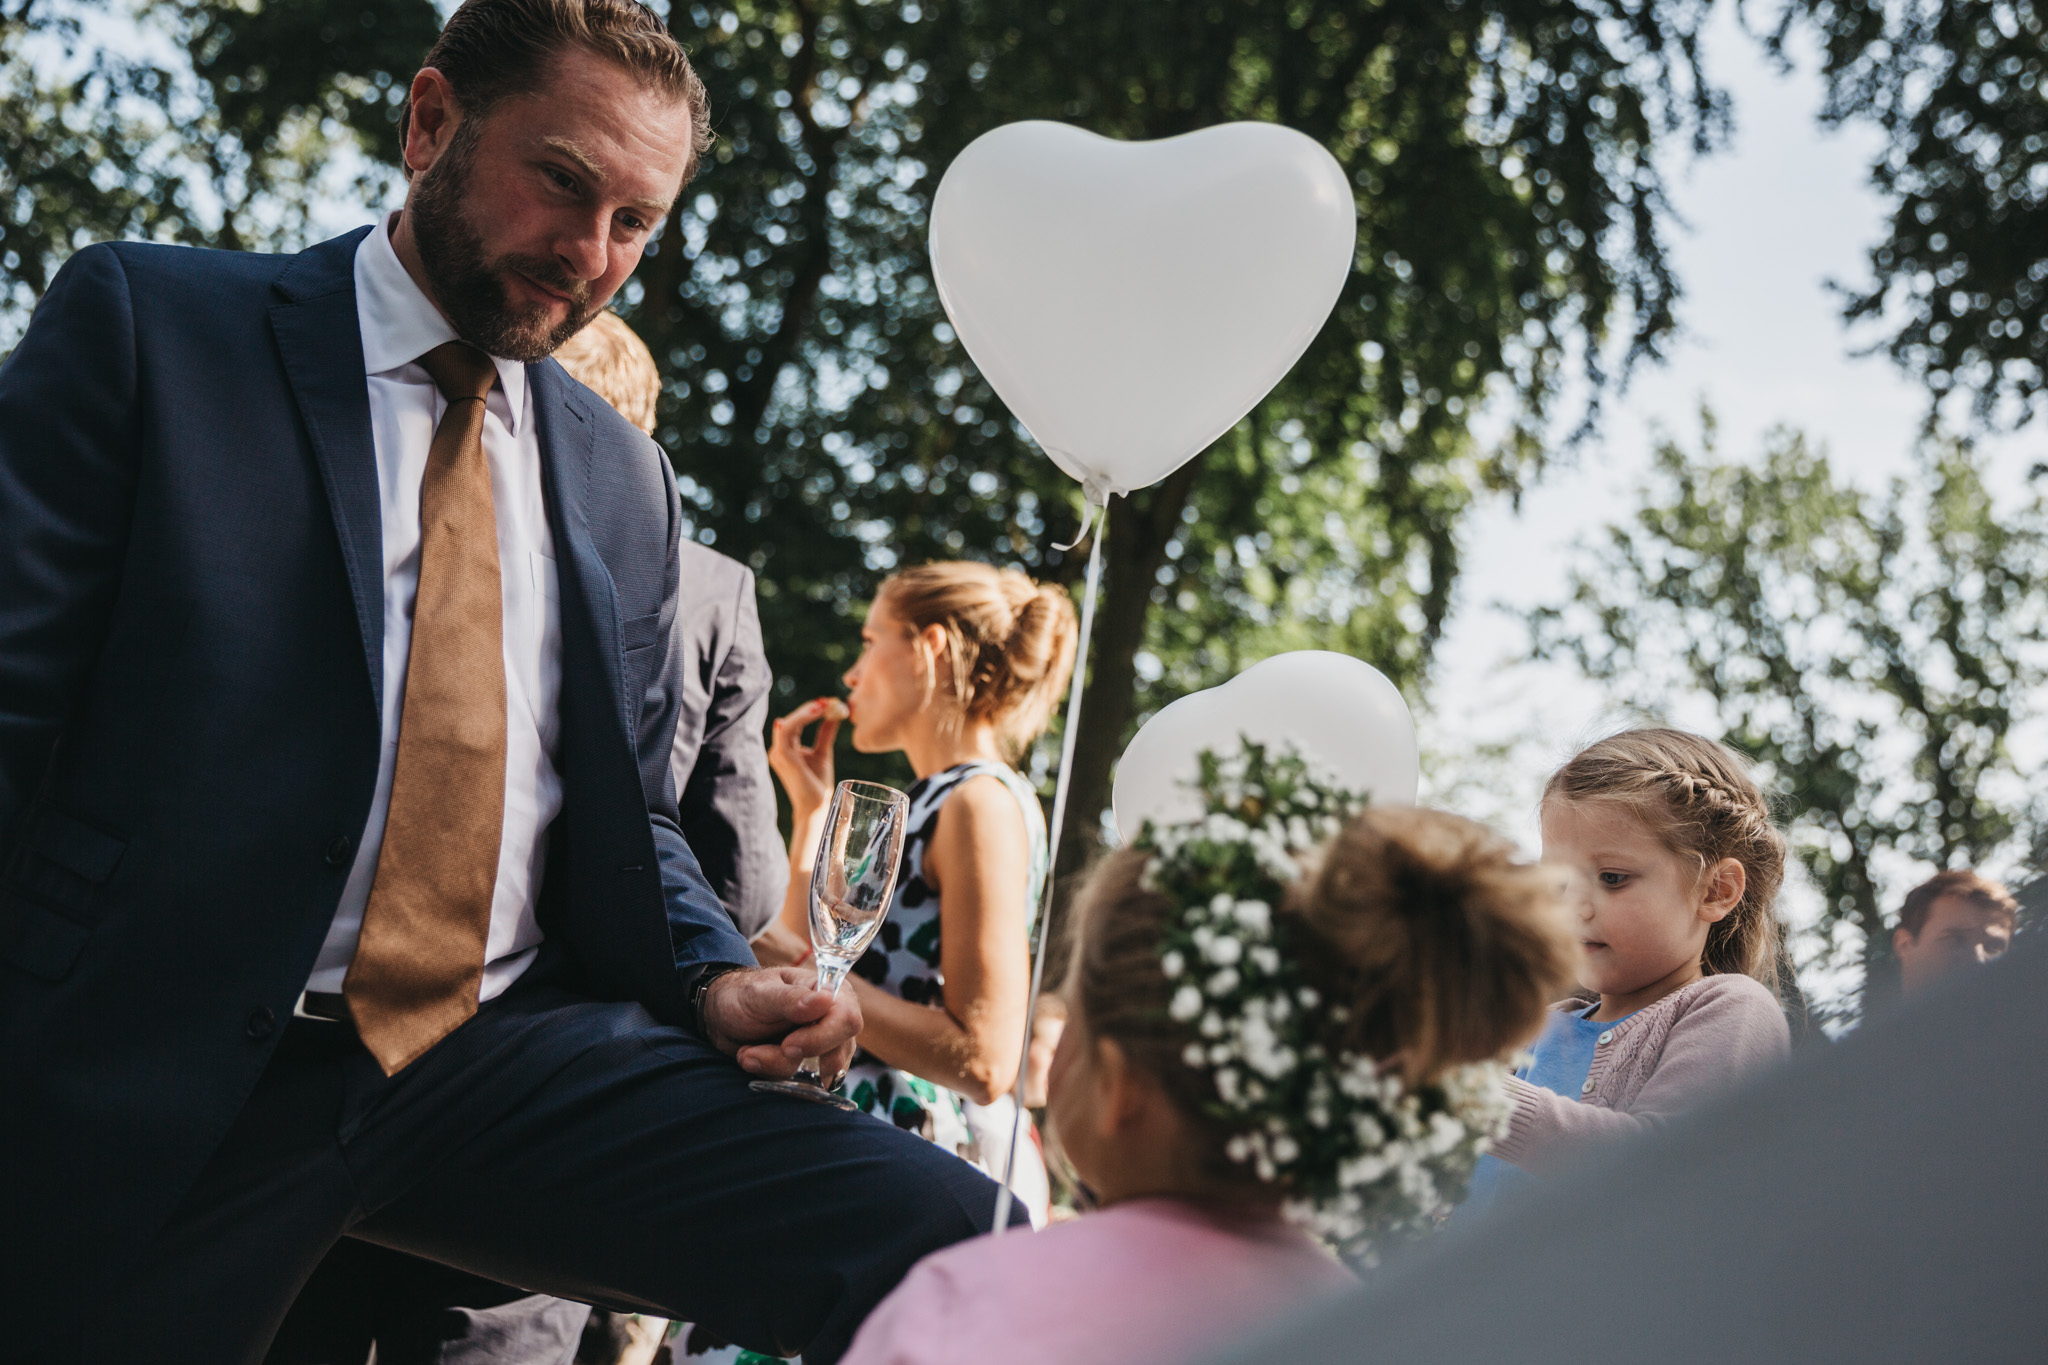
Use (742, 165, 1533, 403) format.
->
(1461, 1003, 1634, 1216)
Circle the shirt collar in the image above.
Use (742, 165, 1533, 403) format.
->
(354, 213, 529, 434)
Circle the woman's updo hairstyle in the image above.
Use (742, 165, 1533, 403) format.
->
(1066, 806, 1577, 1193)
(1543, 727, 1785, 990)
(877, 562, 1079, 759)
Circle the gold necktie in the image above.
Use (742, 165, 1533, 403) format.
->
(345, 341, 508, 1075)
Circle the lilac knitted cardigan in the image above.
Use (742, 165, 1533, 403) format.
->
(1491, 974, 1790, 1175)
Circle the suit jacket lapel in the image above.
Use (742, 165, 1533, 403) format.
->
(270, 227, 383, 714)
(531, 359, 629, 730)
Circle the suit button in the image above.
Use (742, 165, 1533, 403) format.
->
(246, 1007, 276, 1041)
(324, 835, 354, 867)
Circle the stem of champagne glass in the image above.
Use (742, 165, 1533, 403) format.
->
(797, 956, 853, 1085)
(815, 957, 851, 995)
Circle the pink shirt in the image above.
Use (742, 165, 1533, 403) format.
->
(842, 1198, 1354, 1365)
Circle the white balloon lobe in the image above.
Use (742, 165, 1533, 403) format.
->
(1111, 651, 1420, 840)
(929, 121, 1358, 499)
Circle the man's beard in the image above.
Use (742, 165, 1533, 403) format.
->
(409, 124, 602, 364)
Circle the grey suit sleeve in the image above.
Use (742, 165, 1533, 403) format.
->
(673, 566, 788, 939)
(639, 444, 753, 990)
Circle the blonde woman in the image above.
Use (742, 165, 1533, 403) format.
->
(759, 563, 1077, 1223)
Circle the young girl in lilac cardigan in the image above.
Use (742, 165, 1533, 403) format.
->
(1475, 728, 1791, 1198)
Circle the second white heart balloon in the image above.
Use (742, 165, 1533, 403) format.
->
(930, 121, 1357, 500)
(1111, 651, 1419, 840)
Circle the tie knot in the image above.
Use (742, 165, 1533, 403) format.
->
(416, 341, 499, 404)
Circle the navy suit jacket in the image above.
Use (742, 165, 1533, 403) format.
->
(0, 229, 755, 1315)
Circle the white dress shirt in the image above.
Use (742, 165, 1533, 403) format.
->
(304, 216, 564, 1004)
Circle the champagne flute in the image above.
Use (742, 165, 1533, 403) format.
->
(750, 779, 908, 1108)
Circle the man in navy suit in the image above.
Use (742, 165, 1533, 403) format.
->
(0, 1, 1008, 1359)
(267, 316, 794, 1365)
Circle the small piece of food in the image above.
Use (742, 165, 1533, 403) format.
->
(819, 697, 850, 721)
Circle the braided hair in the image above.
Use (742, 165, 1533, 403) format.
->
(1543, 728, 1785, 991)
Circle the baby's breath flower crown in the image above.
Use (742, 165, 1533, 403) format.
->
(1139, 742, 1512, 1261)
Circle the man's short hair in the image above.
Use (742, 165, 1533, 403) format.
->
(405, 0, 713, 183)
(1897, 869, 2018, 939)
(554, 311, 662, 434)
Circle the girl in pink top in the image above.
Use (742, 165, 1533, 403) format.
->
(1489, 729, 1792, 1182)
(845, 752, 1581, 1365)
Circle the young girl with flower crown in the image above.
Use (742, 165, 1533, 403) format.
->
(841, 751, 1579, 1365)
(1470, 728, 1792, 1201)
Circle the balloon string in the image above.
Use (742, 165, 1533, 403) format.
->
(1052, 495, 1102, 553)
(991, 507, 1108, 1236)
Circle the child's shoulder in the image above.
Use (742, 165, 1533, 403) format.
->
(1660, 974, 1792, 1056)
(847, 1203, 1272, 1365)
(899, 1204, 1151, 1304)
(1680, 972, 1783, 1013)
(910, 1199, 1332, 1298)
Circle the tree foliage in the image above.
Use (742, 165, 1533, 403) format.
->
(15, 0, 2037, 891)
(2, 0, 199, 318)
(1531, 417, 2048, 1019)
(0, 0, 429, 335)
(639, 0, 1726, 876)
(176, 0, 437, 172)
(1768, 0, 2048, 426)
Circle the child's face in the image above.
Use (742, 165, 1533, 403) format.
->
(1044, 1000, 1109, 1191)
(1541, 798, 1739, 1001)
(1046, 985, 1220, 1206)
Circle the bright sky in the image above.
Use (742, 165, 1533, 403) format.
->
(1421, 6, 2046, 866)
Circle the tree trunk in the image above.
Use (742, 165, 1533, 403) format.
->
(1849, 848, 1898, 1022)
(1038, 463, 1204, 982)
(1772, 935, 1824, 1048)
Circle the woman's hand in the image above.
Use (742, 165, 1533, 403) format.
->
(769, 698, 844, 956)
(768, 697, 844, 819)
(1022, 996, 1067, 1109)
(750, 920, 812, 969)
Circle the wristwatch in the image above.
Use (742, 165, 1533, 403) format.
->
(689, 962, 749, 1042)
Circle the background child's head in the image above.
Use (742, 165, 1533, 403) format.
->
(844, 562, 1077, 760)
(554, 310, 661, 435)
(1050, 805, 1576, 1209)
(1541, 728, 1785, 999)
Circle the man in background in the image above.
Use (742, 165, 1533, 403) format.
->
(268, 310, 787, 1365)
(1894, 869, 2017, 999)
(558, 311, 786, 942)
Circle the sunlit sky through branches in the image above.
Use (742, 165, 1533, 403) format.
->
(25, 0, 2044, 1012)
(1426, 6, 2046, 1015)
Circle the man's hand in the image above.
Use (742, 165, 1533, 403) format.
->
(701, 966, 861, 1081)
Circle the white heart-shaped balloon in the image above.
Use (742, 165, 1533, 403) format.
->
(930, 121, 1357, 499)
(1111, 651, 1418, 839)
